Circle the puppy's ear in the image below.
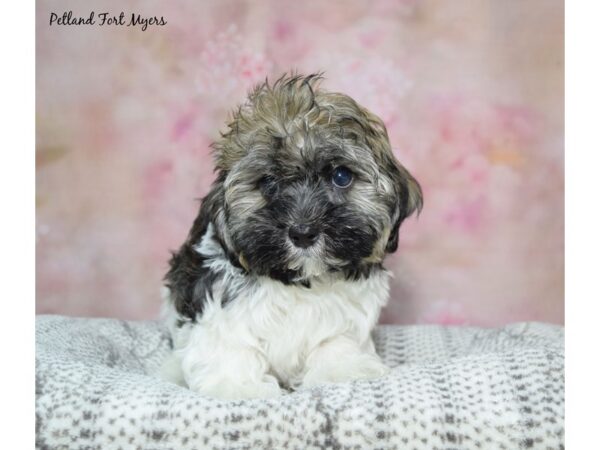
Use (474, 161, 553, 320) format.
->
(186, 170, 228, 246)
(355, 105, 423, 254)
(385, 162, 423, 253)
(164, 170, 229, 320)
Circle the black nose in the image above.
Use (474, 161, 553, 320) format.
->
(288, 224, 319, 248)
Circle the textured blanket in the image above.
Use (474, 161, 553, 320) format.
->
(36, 315, 564, 449)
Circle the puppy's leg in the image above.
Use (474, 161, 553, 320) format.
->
(175, 323, 282, 400)
(159, 351, 187, 387)
(301, 335, 389, 388)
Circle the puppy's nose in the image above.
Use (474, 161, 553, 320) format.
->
(288, 224, 319, 249)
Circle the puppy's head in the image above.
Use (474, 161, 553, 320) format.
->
(204, 74, 422, 283)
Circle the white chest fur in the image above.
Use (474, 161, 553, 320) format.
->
(162, 225, 391, 395)
(165, 271, 390, 387)
(228, 272, 389, 384)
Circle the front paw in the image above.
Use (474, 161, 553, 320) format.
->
(189, 376, 283, 400)
(301, 353, 390, 388)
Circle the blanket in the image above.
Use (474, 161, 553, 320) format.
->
(36, 315, 564, 449)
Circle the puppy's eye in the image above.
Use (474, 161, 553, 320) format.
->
(332, 166, 353, 188)
(258, 175, 277, 198)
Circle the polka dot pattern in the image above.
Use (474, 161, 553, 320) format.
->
(36, 316, 564, 449)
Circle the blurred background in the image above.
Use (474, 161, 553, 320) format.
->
(36, 0, 564, 325)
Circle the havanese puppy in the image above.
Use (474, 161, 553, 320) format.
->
(160, 73, 422, 399)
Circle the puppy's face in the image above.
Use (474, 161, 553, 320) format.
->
(208, 75, 422, 283)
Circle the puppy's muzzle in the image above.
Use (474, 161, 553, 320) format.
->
(288, 223, 319, 249)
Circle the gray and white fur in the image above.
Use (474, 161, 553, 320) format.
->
(161, 74, 423, 399)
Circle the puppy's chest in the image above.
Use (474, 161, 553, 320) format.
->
(240, 274, 389, 377)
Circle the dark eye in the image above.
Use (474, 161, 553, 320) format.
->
(332, 166, 353, 188)
(258, 175, 277, 198)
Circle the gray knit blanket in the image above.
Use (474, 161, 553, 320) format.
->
(35, 315, 564, 449)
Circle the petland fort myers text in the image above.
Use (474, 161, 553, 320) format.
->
(49, 11, 166, 31)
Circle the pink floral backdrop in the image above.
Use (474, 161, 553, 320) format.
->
(36, 0, 564, 325)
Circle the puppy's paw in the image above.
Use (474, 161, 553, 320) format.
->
(189, 376, 283, 400)
(301, 353, 390, 388)
(158, 352, 187, 387)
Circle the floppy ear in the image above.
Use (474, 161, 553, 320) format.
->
(185, 170, 228, 245)
(353, 105, 423, 254)
(385, 162, 423, 253)
(164, 171, 230, 319)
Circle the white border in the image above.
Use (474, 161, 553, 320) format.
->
(565, 1, 600, 447)
(0, 0, 588, 445)
(0, 0, 35, 446)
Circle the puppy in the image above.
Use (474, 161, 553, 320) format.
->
(160, 74, 422, 399)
